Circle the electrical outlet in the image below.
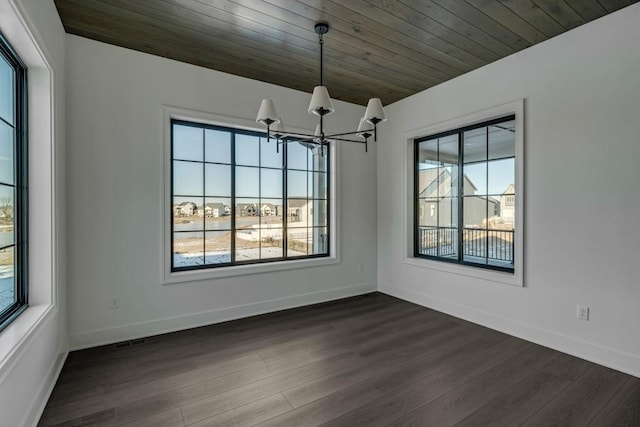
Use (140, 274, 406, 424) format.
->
(110, 296, 120, 309)
(358, 264, 364, 273)
(577, 305, 589, 321)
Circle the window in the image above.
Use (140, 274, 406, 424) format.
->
(171, 120, 329, 271)
(0, 33, 27, 331)
(414, 116, 516, 273)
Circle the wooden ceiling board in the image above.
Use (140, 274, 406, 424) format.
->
(54, 0, 638, 105)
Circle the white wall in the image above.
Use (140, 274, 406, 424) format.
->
(0, 0, 67, 425)
(378, 4, 640, 377)
(65, 35, 377, 349)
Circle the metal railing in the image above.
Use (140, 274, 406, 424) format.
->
(418, 226, 514, 263)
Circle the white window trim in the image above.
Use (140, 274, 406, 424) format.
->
(403, 100, 525, 287)
(0, 0, 58, 374)
(161, 106, 340, 284)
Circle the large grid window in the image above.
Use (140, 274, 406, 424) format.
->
(0, 33, 27, 331)
(171, 120, 329, 271)
(415, 116, 516, 272)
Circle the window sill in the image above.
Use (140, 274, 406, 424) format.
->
(0, 303, 54, 379)
(403, 256, 523, 287)
(164, 255, 340, 284)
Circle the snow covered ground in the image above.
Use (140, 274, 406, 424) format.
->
(173, 247, 305, 268)
(0, 277, 13, 312)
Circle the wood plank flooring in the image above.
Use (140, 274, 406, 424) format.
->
(39, 293, 640, 426)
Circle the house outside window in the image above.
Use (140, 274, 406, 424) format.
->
(171, 120, 329, 271)
(414, 115, 516, 273)
(0, 33, 27, 331)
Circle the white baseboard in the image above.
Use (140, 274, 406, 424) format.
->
(380, 282, 640, 378)
(23, 349, 67, 427)
(69, 282, 376, 350)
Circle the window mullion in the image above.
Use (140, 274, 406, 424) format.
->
(457, 131, 463, 262)
(230, 132, 236, 263)
(283, 142, 288, 259)
(485, 126, 489, 264)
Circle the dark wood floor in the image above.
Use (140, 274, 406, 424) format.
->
(39, 293, 640, 426)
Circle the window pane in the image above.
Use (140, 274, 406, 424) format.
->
(488, 120, 515, 160)
(463, 228, 487, 263)
(463, 196, 489, 228)
(173, 196, 203, 232)
(236, 198, 260, 258)
(463, 163, 487, 195)
(236, 134, 259, 166)
(173, 125, 203, 161)
(308, 172, 327, 199)
(438, 165, 458, 198)
(308, 200, 327, 227)
(311, 148, 328, 172)
(204, 197, 231, 230)
(418, 198, 437, 227)
(417, 226, 458, 258)
(205, 129, 231, 164)
(287, 228, 308, 256)
(236, 198, 259, 219)
(287, 170, 307, 198)
(438, 134, 458, 166)
(205, 164, 231, 197)
(0, 245, 14, 313)
(488, 158, 515, 196)
(0, 56, 14, 125)
(260, 136, 282, 169)
(463, 127, 486, 164)
(0, 121, 14, 185)
(487, 230, 514, 266)
(261, 169, 282, 199)
(173, 231, 204, 267)
(173, 161, 203, 196)
(235, 166, 259, 197)
(205, 231, 231, 264)
(417, 139, 438, 169)
(287, 141, 308, 170)
(260, 227, 283, 259)
(259, 198, 283, 227)
(236, 230, 260, 261)
(438, 197, 458, 227)
(310, 227, 328, 255)
(0, 185, 14, 247)
(499, 194, 516, 228)
(287, 199, 309, 227)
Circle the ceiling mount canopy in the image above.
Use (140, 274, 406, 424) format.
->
(256, 22, 386, 155)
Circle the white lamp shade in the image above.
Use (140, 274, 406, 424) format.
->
(308, 86, 335, 116)
(356, 117, 372, 138)
(364, 98, 386, 124)
(256, 99, 280, 125)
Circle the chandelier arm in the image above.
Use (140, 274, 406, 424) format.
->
(276, 131, 317, 139)
(324, 129, 375, 138)
(280, 136, 317, 145)
(329, 136, 368, 144)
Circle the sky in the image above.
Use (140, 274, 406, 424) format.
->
(172, 124, 325, 204)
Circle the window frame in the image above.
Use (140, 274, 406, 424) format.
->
(413, 115, 516, 274)
(162, 107, 340, 284)
(403, 100, 524, 287)
(0, 31, 28, 332)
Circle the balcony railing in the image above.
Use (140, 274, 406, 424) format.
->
(417, 226, 514, 264)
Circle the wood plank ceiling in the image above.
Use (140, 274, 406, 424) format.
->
(54, 0, 638, 106)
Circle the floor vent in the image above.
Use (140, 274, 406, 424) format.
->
(113, 338, 148, 349)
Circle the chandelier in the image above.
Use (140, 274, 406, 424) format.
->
(256, 22, 387, 154)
